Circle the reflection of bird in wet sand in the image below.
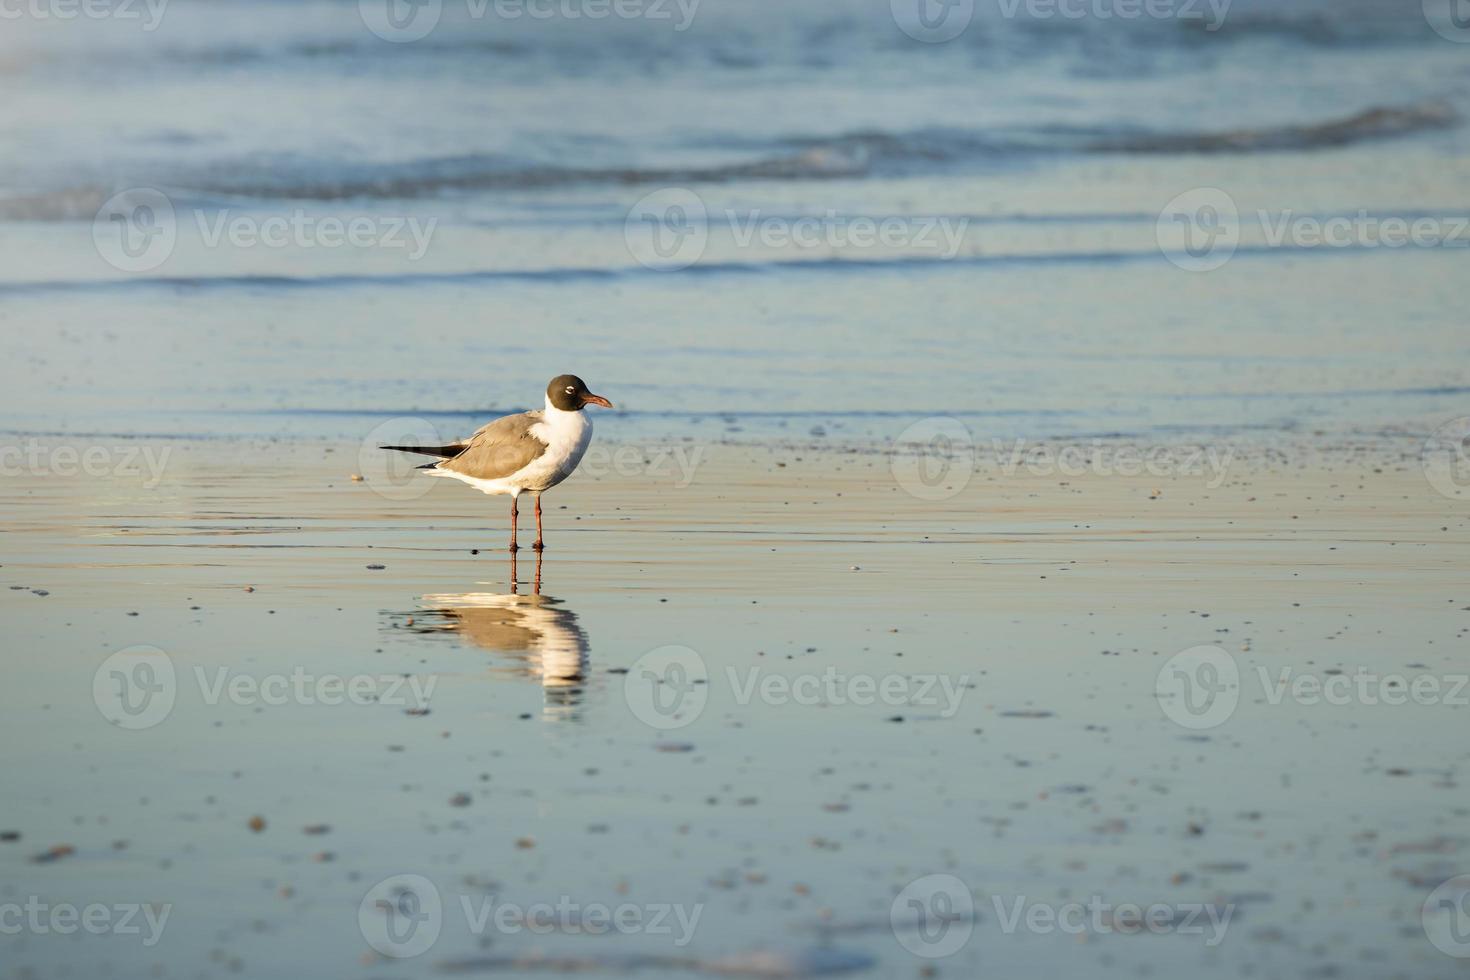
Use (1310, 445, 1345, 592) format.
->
(416, 555, 590, 720)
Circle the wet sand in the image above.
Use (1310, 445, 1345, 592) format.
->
(2, 437, 1468, 979)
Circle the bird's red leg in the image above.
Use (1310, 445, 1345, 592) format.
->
(532, 494, 545, 551)
(508, 496, 519, 553)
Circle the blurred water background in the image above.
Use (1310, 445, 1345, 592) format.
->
(1, 0, 1467, 444)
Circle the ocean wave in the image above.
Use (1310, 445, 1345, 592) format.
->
(186, 145, 877, 201)
(776, 102, 1459, 165)
(0, 103, 1454, 216)
(0, 238, 1406, 297)
(1174, 9, 1429, 47)
(190, 101, 1463, 200)
(1084, 103, 1459, 154)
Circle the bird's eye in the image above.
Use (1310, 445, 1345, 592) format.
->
(565, 386, 575, 394)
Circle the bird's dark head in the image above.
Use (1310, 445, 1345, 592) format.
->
(547, 375, 613, 412)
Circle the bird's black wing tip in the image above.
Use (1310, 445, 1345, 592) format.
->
(380, 444, 464, 458)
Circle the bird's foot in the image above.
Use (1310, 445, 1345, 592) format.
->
(532, 540, 545, 552)
(508, 542, 519, 554)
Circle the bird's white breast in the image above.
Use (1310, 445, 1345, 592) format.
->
(431, 399, 593, 496)
(521, 400, 593, 492)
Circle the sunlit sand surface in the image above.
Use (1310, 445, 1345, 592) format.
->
(3, 439, 1467, 977)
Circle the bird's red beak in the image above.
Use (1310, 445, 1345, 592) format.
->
(582, 393, 613, 409)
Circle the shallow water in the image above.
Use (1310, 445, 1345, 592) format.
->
(3, 242, 1469, 447)
(3, 445, 1470, 978)
(3, 0, 1469, 447)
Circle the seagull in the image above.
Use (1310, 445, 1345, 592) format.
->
(381, 375, 613, 552)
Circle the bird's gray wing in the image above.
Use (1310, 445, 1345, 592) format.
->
(434, 411, 548, 481)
